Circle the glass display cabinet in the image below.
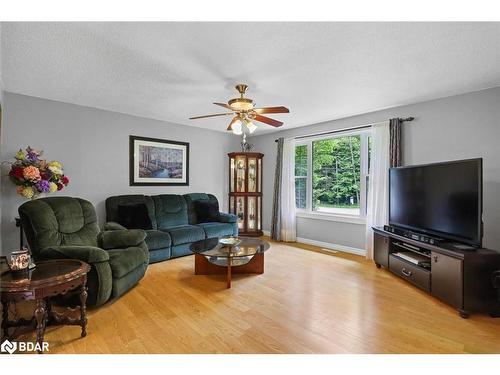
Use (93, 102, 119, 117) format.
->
(228, 152, 264, 236)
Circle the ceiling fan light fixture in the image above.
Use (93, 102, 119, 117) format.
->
(245, 120, 257, 134)
(231, 119, 243, 135)
(189, 83, 289, 134)
(228, 98, 254, 111)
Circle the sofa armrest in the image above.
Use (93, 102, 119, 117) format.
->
(98, 229, 147, 250)
(218, 212, 238, 223)
(104, 221, 127, 231)
(40, 245, 110, 264)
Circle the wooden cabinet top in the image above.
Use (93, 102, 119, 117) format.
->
(228, 152, 264, 157)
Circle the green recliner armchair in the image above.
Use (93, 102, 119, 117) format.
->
(18, 197, 149, 307)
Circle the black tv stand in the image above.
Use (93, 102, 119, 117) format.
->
(373, 227, 500, 318)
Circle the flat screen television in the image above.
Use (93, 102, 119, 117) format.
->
(389, 158, 483, 247)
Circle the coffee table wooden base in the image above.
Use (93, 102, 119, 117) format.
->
(194, 253, 264, 288)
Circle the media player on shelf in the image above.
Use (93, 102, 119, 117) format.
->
(383, 225, 444, 245)
(383, 225, 477, 250)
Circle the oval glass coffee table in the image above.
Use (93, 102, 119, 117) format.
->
(190, 237, 270, 288)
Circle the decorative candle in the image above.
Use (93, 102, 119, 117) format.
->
(8, 249, 30, 271)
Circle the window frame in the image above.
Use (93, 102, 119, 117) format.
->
(294, 128, 371, 224)
(294, 144, 308, 210)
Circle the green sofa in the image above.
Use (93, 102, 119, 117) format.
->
(18, 197, 149, 306)
(105, 193, 238, 263)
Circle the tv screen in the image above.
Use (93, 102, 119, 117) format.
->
(389, 158, 482, 247)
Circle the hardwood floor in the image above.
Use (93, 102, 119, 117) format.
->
(16, 239, 500, 353)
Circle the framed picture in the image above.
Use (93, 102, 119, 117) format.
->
(129, 135, 189, 186)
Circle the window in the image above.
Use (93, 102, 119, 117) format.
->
(294, 145, 308, 209)
(294, 129, 371, 219)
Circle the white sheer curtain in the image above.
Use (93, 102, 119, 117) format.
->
(365, 121, 390, 259)
(280, 138, 296, 242)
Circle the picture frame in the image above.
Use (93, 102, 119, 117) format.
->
(129, 135, 189, 186)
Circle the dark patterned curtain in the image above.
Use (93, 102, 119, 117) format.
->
(389, 118, 402, 167)
(271, 138, 284, 241)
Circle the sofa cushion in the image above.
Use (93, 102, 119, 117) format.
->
(163, 225, 205, 246)
(184, 193, 220, 224)
(218, 212, 238, 223)
(117, 203, 153, 230)
(195, 200, 220, 223)
(106, 195, 157, 230)
(107, 247, 147, 278)
(40, 245, 109, 264)
(99, 229, 147, 250)
(145, 230, 172, 250)
(152, 195, 189, 229)
(196, 222, 234, 238)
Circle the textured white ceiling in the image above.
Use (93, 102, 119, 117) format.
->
(2, 22, 500, 133)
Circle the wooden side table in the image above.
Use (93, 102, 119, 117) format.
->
(1, 259, 91, 353)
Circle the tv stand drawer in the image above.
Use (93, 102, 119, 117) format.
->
(389, 255, 430, 292)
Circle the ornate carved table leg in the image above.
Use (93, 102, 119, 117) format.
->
(79, 285, 88, 337)
(2, 300, 9, 340)
(34, 299, 46, 354)
(45, 297, 52, 326)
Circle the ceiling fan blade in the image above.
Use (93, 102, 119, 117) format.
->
(189, 112, 234, 120)
(253, 114, 283, 127)
(226, 116, 239, 131)
(213, 102, 235, 111)
(253, 106, 290, 114)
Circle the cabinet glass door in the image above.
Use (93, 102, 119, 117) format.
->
(258, 158, 262, 191)
(236, 196, 245, 230)
(230, 157, 235, 192)
(257, 196, 261, 230)
(236, 156, 246, 192)
(248, 158, 257, 192)
(229, 196, 234, 214)
(247, 197, 257, 231)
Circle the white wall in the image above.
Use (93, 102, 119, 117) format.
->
(250, 87, 500, 251)
(1, 92, 236, 253)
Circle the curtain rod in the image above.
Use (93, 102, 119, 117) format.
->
(274, 117, 414, 142)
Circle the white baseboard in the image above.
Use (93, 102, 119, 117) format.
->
(296, 237, 366, 256)
(261, 230, 366, 256)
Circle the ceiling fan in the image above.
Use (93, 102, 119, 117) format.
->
(189, 84, 290, 135)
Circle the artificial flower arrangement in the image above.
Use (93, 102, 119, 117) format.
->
(6, 146, 69, 199)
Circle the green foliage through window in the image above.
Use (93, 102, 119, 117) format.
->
(294, 132, 368, 216)
(312, 135, 361, 210)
